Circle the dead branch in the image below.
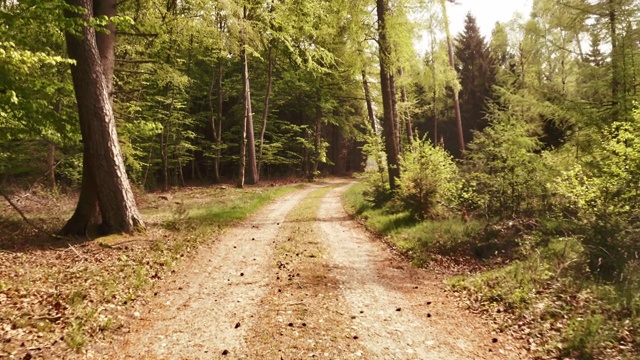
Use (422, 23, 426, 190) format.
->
(0, 189, 46, 234)
(68, 243, 85, 259)
(27, 158, 64, 192)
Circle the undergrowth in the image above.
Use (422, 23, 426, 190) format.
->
(343, 181, 640, 359)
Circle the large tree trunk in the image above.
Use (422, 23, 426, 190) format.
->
(59, 148, 100, 236)
(94, 0, 116, 102)
(441, 0, 465, 156)
(376, 0, 400, 190)
(62, 0, 144, 235)
(61, 0, 117, 235)
(258, 46, 274, 175)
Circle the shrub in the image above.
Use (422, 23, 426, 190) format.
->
(554, 111, 640, 278)
(396, 136, 461, 219)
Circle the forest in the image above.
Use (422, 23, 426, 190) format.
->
(1, 0, 640, 358)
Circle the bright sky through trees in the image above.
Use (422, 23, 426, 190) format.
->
(415, 0, 532, 54)
(448, 0, 532, 37)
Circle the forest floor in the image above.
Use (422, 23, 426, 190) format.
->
(86, 180, 527, 359)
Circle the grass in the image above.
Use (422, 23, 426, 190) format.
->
(343, 182, 482, 266)
(0, 183, 300, 358)
(344, 181, 640, 359)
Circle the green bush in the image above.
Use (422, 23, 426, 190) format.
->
(554, 111, 640, 278)
(396, 136, 461, 219)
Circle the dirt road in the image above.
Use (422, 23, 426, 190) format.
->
(92, 181, 527, 359)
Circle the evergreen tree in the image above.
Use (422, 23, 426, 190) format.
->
(455, 13, 496, 144)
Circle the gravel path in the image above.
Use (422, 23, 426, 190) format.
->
(94, 181, 528, 360)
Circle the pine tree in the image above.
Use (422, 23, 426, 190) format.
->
(455, 13, 496, 145)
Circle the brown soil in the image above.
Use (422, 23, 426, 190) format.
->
(88, 181, 529, 359)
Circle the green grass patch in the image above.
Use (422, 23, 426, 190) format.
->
(343, 182, 481, 265)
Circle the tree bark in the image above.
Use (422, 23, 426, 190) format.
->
(47, 142, 57, 188)
(216, 59, 224, 183)
(238, 46, 248, 187)
(441, 0, 465, 156)
(94, 0, 116, 102)
(258, 46, 274, 175)
(376, 0, 400, 190)
(312, 89, 323, 176)
(398, 67, 413, 144)
(209, 61, 221, 183)
(608, 0, 623, 121)
(361, 70, 377, 132)
(241, 5, 258, 185)
(61, 0, 144, 235)
(389, 72, 401, 151)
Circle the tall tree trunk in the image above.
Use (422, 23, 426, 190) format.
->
(389, 72, 401, 151)
(398, 67, 413, 144)
(312, 89, 323, 176)
(258, 46, 274, 175)
(161, 90, 174, 191)
(241, 5, 258, 185)
(61, 0, 116, 235)
(608, 0, 624, 121)
(441, 0, 465, 156)
(62, 0, 144, 235)
(429, 29, 439, 145)
(361, 69, 377, 132)
(209, 61, 220, 183)
(433, 87, 439, 145)
(216, 59, 223, 183)
(47, 142, 57, 188)
(376, 0, 400, 190)
(94, 0, 116, 102)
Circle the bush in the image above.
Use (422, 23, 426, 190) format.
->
(396, 136, 461, 219)
(554, 111, 640, 279)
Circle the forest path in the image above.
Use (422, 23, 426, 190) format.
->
(96, 180, 527, 359)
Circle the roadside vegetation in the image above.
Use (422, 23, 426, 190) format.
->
(345, 110, 640, 360)
(0, 183, 298, 359)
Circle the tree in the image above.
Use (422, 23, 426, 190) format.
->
(440, 0, 465, 158)
(61, 0, 144, 235)
(455, 13, 496, 144)
(376, 0, 401, 190)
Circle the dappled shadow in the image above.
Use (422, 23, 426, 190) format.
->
(0, 216, 93, 253)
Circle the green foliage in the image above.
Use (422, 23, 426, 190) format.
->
(344, 181, 485, 267)
(359, 125, 391, 206)
(554, 110, 640, 278)
(464, 99, 547, 219)
(397, 135, 461, 219)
